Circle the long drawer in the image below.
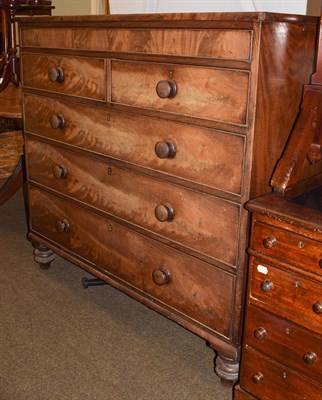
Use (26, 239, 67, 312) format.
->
(23, 94, 245, 196)
(22, 54, 106, 101)
(111, 60, 249, 125)
(29, 186, 235, 338)
(240, 347, 322, 400)
(249, 257, 322, 334)
(21, 27, 253, 61)
(26, 139, 240, 267)
(244, 304, 322, 383)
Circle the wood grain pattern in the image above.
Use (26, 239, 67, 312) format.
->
(21, 27, 253, 61)
(29, 186, 235, 337)
(240, 347, 322, 400)
(0, 131, 23, 179)
(22, 54, 106, 100)
(26, 139, 240, 267)
(111, 60, 249, 125)
(23, 94, 245, 196)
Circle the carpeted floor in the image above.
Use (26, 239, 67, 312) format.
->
(0, 189, 232, 400)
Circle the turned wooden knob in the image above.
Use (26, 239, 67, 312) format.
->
(156, 80, 177, 99)
(152, 268, 171, 286)
(52, 165, 68, 179)
(155, 203, 174, 222)
(312, 301, 322, 314)
(262, 236, 277, 249)
(50, 113, 65, 129)
(260, 280, 274, 293)
(155, 140, 176, 159)
(303, 352, 317, 365)
(252, 372, 264, 384)
(55, 219, 70, 233)
(254, 327, 267, 340)
(48, 66, 64, 83)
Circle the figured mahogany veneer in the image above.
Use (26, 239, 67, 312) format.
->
(19, 12, 318, 386)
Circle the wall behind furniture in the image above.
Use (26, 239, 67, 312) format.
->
(110, 0, 318, 15)
(52, 0, 91, 15)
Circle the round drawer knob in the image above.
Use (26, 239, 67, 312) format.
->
(252, 372, 264, 384)
(48, 66, 64, 83)
(152, 268, 171, 286)
(263, 236, 277, 249)
(156, 80, 177, 99)
(260, 280, 274, 293)
(50, 113, 65, 130)
(155, 140, 176, 159)
(312, 301, 322, 314)
(52, 165, 68, 179)
(254, 327, 267, 340)
(155, 203, 174, 222)
(303, 352, 317, 365)
(55, 219, 70, 233)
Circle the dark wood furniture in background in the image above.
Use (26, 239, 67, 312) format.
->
(0, 0, 53, 206)
(18, 12, 318, 384)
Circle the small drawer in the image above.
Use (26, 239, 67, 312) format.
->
(111, 60, 249, 125)
(29, 186, 235, 338)
(244, 304, 322, 383)
(21, 27, 253, 61)
(249, 257, 322, 334)
(251, 220, 322, 276)
(23, 94, 245, 196)
(22, 54, 106, 101)
(240, 347, 322, 400)
(26, 139, 240, 267)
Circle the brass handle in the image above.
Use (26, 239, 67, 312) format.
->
(312, 301, 322, 314)
(48, 66, 64, 83)
(50, 113, 65, 130)
(155, 140, 176, 159)
(152, 268, 171, 286)
(254, 327, 267, 340)
(303, 352, 317, 365)
(156, 80, 177, 99)
(252, 372, 264, 384)
(263, 237, 277, 249)
(155, 203, 174, 222)
(260, 280, 274, 293)
(52, 165, 68, 179)
(55, 219, 70, 233)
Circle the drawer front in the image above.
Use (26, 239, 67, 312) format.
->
(244, 304, 322, 382)
(22, 54, 106, 101)
(240, 347, 322, 400)
(252, 220, 322, 276)
(24, 94, 245, 196)
(249, 258, 322, 334)
(21, 27, 253, 61)
(29, 186, 235, 337)
(111, 60, 249, 125)
(26, 139, 240, 267)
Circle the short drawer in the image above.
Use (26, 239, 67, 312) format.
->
(111, 60, 249, 125)
(21, 27, 253, 61)
(29, 186, 235, 338)
(249, 257, 322, 334)
(26, 139, 240, 267)
(244, 304, 322, 383)
(252, 219, 322, 276)
(23, 94, 245, 196)
(22, 54, 106, 101)
(240, 347, 322, 400)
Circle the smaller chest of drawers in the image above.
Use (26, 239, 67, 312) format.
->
(235, 192, 322, 400)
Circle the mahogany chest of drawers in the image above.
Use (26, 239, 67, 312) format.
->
(235, 193, 322, 399)
(18, 12, 317, 384)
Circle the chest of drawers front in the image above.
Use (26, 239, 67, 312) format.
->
(19, 13, 317, 385)
(237, 195, 322, 399)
